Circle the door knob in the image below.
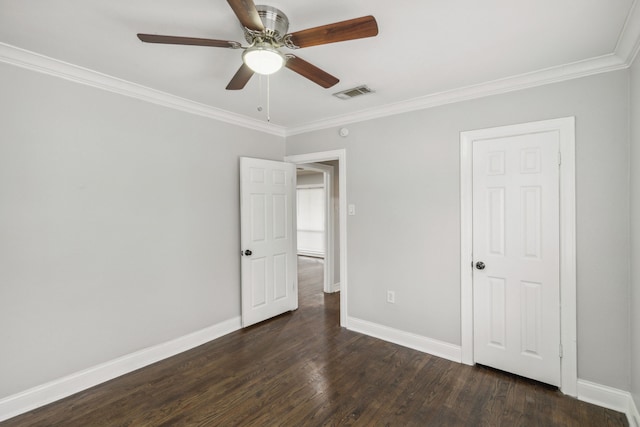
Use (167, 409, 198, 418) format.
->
(243, 249, 252, 256)
(475, 261, 486, 270)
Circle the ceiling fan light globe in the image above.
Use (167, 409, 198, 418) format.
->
(242, 44, 284, 75)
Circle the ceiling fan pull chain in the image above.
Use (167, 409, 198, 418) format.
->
(257, 74, 263, 113)
(267, 74, 271, 123)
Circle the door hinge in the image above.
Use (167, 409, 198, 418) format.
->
(559, 343, 563, 358)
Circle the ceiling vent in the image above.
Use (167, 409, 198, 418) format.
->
(333, 85, 374, 100)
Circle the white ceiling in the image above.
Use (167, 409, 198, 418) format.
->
(1, 0, 638, 132)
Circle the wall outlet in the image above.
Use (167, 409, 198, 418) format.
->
(386, 290, 395, 304)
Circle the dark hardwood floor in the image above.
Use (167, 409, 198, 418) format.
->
(2, 256, 628, 426)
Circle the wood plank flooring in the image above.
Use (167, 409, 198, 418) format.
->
(2, 256, 628, 426)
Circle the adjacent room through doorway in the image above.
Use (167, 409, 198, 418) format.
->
(289, 151, 345, 324)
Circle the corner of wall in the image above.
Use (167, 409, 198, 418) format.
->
(629, 38, 640, 427)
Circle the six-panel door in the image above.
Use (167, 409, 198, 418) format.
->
(240, 157, 297, 327)
(472, 132, 561, 386)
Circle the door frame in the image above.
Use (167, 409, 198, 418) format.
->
(285, 149, 348, 327)
(460, 117, 577, 396)
(295, 162, 336, 293)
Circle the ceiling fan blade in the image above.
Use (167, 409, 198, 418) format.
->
(227, 0, 264, 32)
(285, 15, 378, 49)
(226, 63, 255, 90)
(137, 34, 241, 49)
(285, 55, 339, 89)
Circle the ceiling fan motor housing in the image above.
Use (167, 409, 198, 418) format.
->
(243, 5, 290, 44)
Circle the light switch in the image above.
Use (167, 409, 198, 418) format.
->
(348, 204, 356, 216)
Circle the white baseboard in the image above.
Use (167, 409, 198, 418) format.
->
(0, 316, 242, 422)
(628, 393, 640, 427)
(346, 318, 638, 424)
(297, 251, 325, 258)
(577, 379, 639, 426)
(331, 282, 340, 293)
(3, 315, 636, 425)
(346, 316, 461, 363)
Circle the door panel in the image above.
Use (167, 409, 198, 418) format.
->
(240, 157, 297, 327)
(472, 132, 560, 386)
(488, 276, 506, 348)
(487, 187, 505, 256)
(521, 280, 542, 356)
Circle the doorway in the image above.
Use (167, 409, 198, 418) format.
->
(285, 149, 348, 327)
(460, 117, 577, 396)
(296, 163, 336, 294)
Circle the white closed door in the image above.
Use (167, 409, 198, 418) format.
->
(240, 157, 297, 327)
(472, 132, 560, 386)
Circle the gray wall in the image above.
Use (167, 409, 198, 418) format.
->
(296, 171, 324, 186)
(286, 71, 631, 390)
(631, 55, 640, 411)
(1, 57, 633, 402)
(0, 62, 284, 398)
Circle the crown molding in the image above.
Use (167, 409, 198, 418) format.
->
(3, 4, 640, 140)
(615, 0, 640, 65)
(285, 53, 626, 136)
(287, 1, 640, 136)
(0, 43, 286, 137)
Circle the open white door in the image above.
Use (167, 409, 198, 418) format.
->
(240, 157, 298, 327)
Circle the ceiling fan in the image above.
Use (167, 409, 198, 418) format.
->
(137, 0, 378, 90)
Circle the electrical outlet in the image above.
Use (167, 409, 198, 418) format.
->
(386, 290, 395, 304)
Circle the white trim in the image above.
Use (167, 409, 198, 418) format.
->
(577, 379, 639, 425)
(347, 317, 462, 363)
(0, 43, 286, 137)
(331, 281, 341, 293)
(296, 184, 325, 189)
(460, 134, 474, 366)
(558, 118, 578, 397)
(297, 250, 324, 258)
(286, 55, 624, 136)
(285, 150, 348, 327)
(459, 117, 577, 396)
(615, 0, 640, 65)
(0, 317, 242, 422)
(630, 394, 640, 427)
(320, 165, 334, 294)
(1, 42, 636, 138)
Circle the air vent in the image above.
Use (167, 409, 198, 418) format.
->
(333, 85, 374, 100)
